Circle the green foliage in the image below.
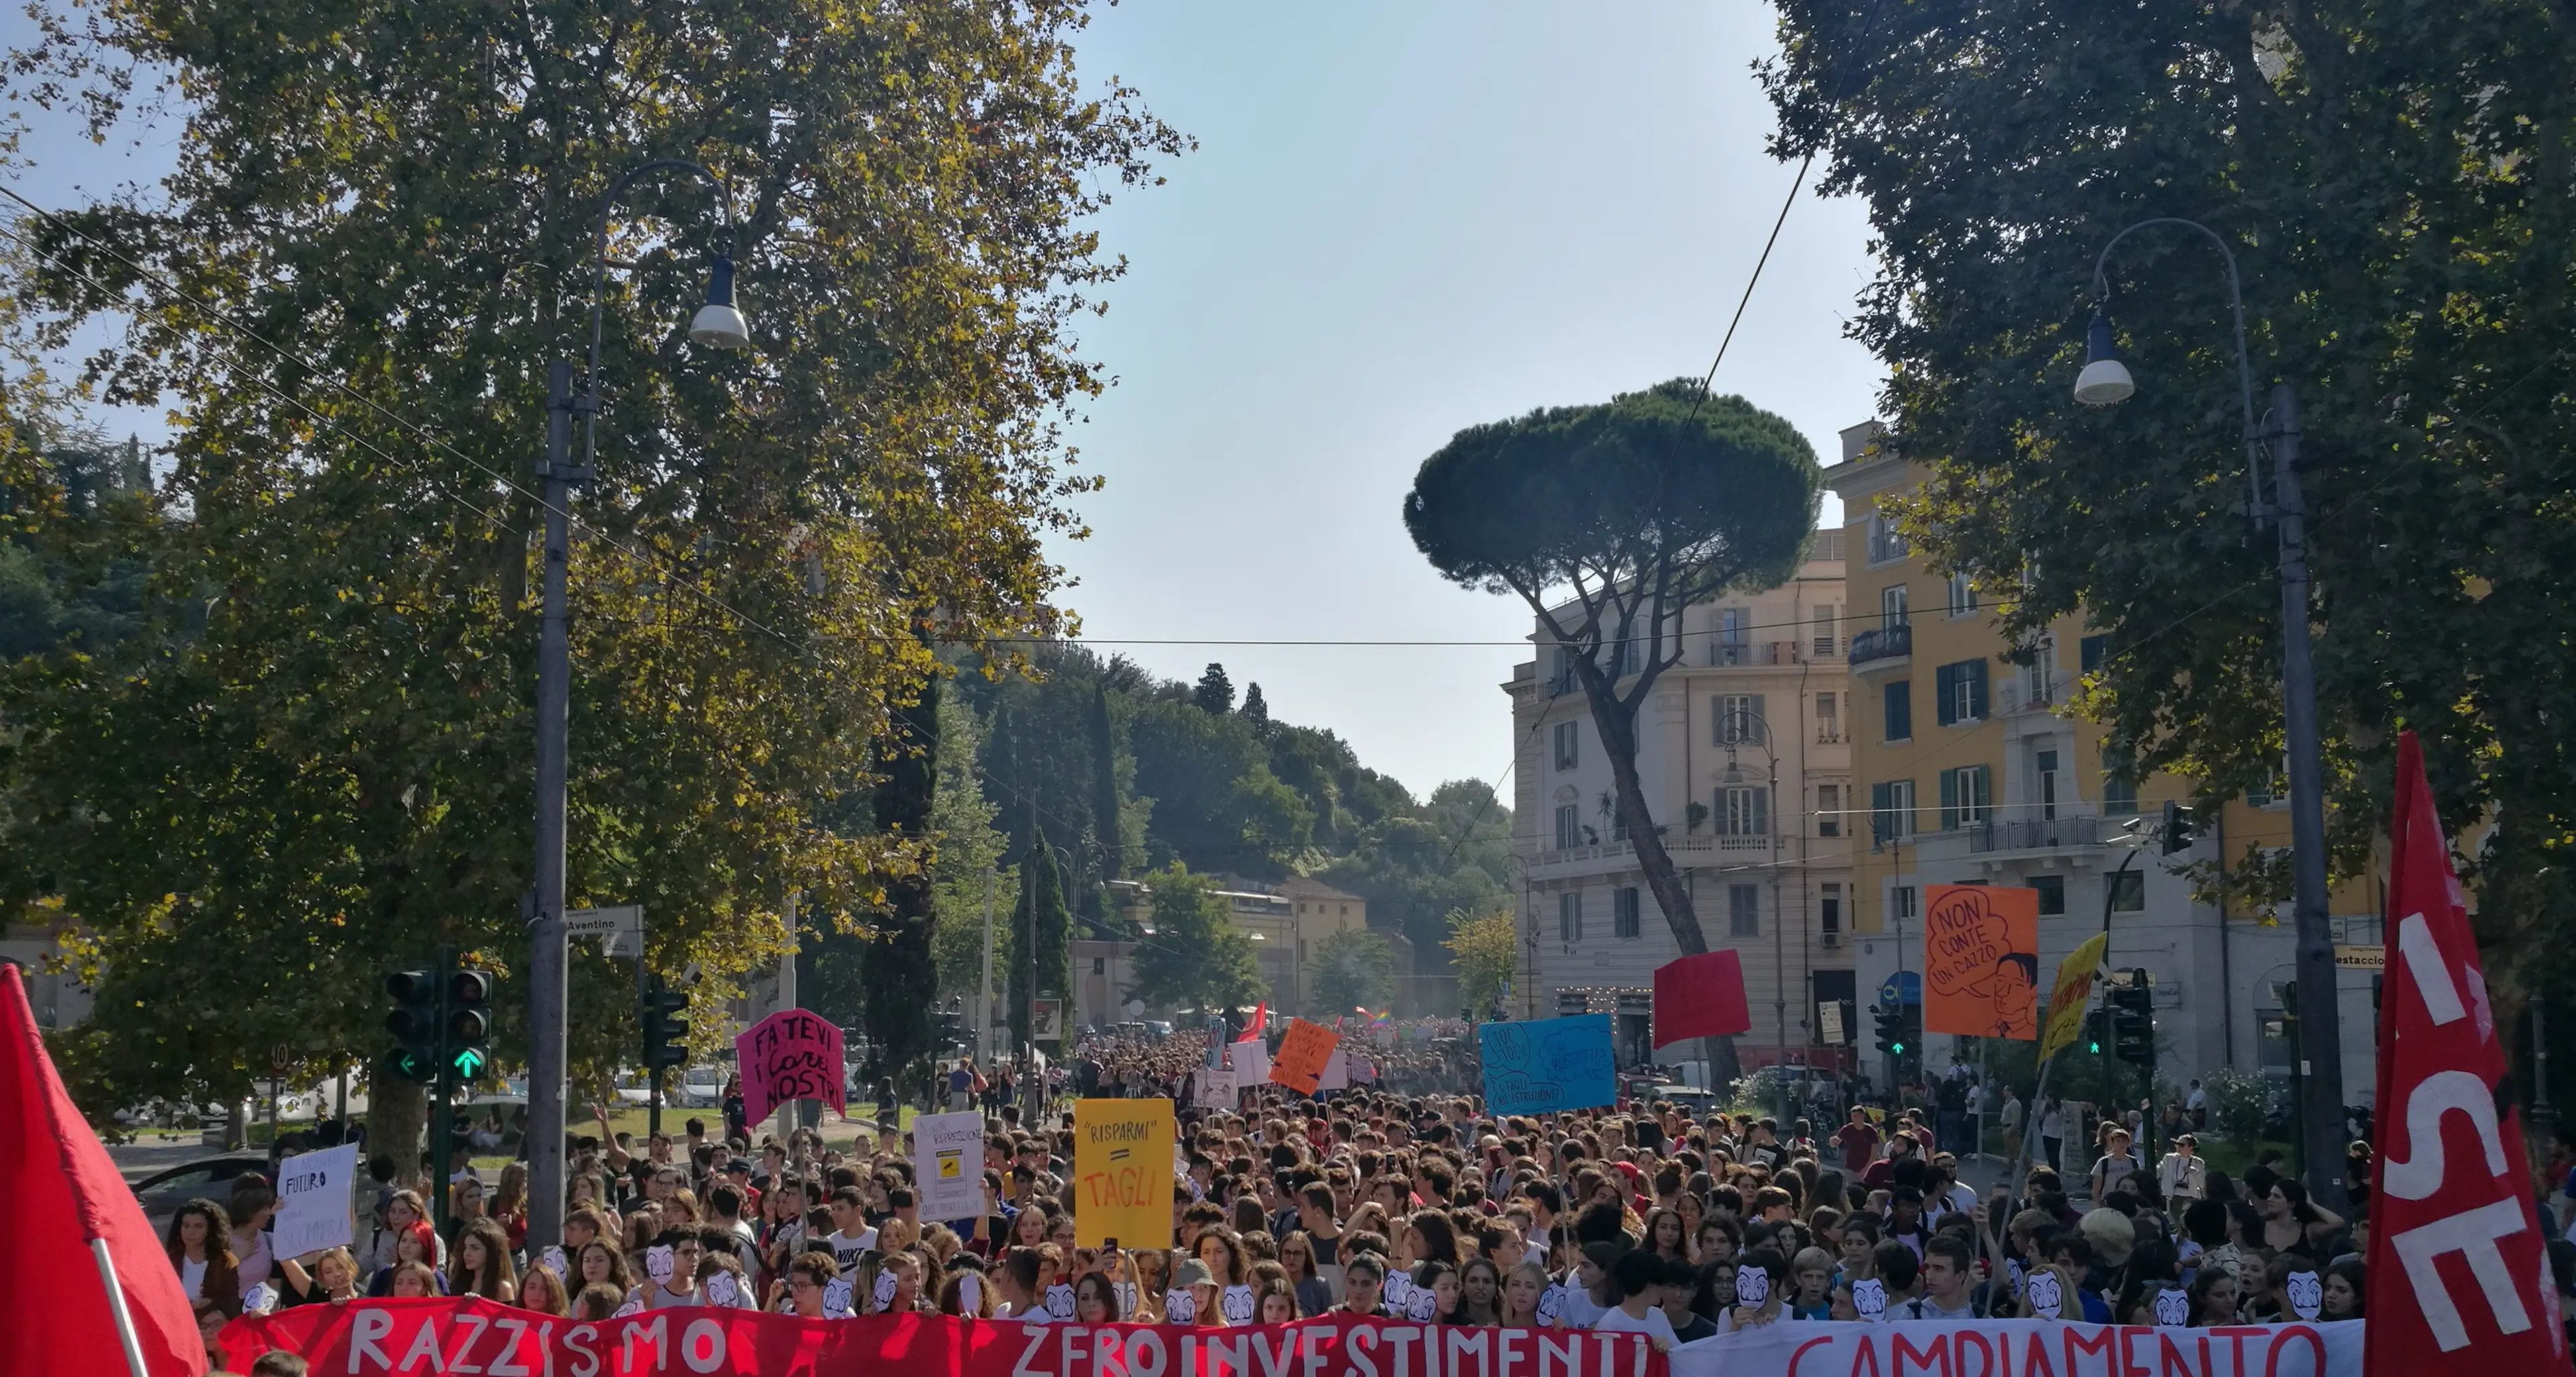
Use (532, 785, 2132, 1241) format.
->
(0, 0, 1183, 1123)
(1128, 864, 1263, 1013)
(1759, 1, 2576, 988)
(1008, 833, 1073, 1046)
(1193, 663, 1236, 715)
(1240, 682, 1270, 735)
(1316, 780, 1513, 968)
(1128, 695, 1311, 876)
(929, 688, 1016, 1001)
(2198, 1068, 2279, 1148)
(1311, 927, 1394, 1019)
(1405, 381, 1818, 959)
(1443, 904, 1518, 1019)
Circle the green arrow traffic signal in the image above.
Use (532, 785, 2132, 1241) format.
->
(451, 1045, 488, 1078)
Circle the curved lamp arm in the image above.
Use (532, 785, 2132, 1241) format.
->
(581, 158, 735, 474)
(2087, 216, 2265, 516)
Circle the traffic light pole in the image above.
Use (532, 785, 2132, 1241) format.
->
(526, 359, 578, 1256)
(430, 945, 455, 1237)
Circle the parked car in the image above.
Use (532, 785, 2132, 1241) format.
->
(131, 1155, 268, 1225)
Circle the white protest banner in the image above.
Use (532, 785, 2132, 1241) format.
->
(1318, 1044, 1349, 1092)
(912, 1111, 987, 1223)
(1668, 1317, 2362, 1377)
(1196, 1068, 1238, 1109)
(1230, 1039, 1268, 1086)
(270, 1142, 360, 1259)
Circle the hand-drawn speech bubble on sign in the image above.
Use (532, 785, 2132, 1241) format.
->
(1478, 1013, 1617, 1115)
(735, 1009, 848, 1125)
(1923, 884, 2040, 1039)
(1269, 1019, 1340, 1096)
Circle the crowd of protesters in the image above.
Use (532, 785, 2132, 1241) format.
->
(170, 1031, 2576, 1374)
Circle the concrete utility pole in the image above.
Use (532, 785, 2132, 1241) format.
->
(978, 867, 998, 1059)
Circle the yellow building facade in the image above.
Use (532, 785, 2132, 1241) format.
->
(1826, 422, 2379, 1094)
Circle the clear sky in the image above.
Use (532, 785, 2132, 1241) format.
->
(0, 3, 1889, 806)
(1056, 3, 1884, 801)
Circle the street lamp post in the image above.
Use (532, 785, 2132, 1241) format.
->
(2074, 217, 2349, 1213)
(528, 158, 751, 1251)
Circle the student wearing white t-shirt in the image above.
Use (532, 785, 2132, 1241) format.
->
(1590, 1250, 1678, 1352)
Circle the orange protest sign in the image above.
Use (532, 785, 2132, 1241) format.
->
(1073, 1098, 1173, 1248)
(1269, 1017, 1341, 1095)
(1922, 884, 2040, 1039)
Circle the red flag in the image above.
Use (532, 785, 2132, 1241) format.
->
(0, 962, 209, 1376)
(2364, 731, 2564, 1370)
(1234, 1001, 1267, 1042)
(1652, 950, 1752, 1046)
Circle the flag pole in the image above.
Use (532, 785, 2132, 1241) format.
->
(89, 1238, 152, 1377)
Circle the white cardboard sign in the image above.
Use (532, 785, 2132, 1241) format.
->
(271, 1143, 360, 1259)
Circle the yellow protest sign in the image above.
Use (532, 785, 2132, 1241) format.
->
(2038, 931, 2110, 1061)
(1074, 1098, 1174, 1249)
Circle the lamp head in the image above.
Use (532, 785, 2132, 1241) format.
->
(2074, 306, 2133, 406)
(688, 252, 752, 350)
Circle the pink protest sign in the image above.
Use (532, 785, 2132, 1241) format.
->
(735, 1009, 847, 1125)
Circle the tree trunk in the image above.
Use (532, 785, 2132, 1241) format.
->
(367, 1068, 428, 1192)
(1584, 662, 1744, 1085)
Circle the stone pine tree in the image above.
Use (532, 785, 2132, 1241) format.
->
(859, 676, 939, 1097)
(1404, 380, 1819, 1078)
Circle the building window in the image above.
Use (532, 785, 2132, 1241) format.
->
(1870, 780, 1916, 844)
(1947, 570, 1978, 617)
(2110, 870, 2146, 913)
(1813, 605, 1839, 656)
(1719, 785, 1770, 837)
(1558, 891, 1583, 942)
(1939, 765, 1992, 829)
(1884, 680, 1913, 742)
(1821, 882, 1843, 936)
(1892, 884, 1919, 923)
(1934, 659, 1988, 726)
(2028, 874, 2065, 917)
(1714, 607, 1751, 664)
(2036, 748, 2061, 821)
(1868, 511, 1909, 564)
(2102, 746, 2139, 816)
(2024, 635, 2059, 707)
(1552, 721, 1579, 770)
(2248, 758, 2288, 808)
(1815, 691, 1839, 743)
(1554, 804, 1580, 850)
(1729, 884, 1761, 937)
(1715, 693, 1765, 744)
(1092, 956, 1107, 974)
(1613, 887, 1642, 939)
(1817, 783, 1841, 837)
(2080, 634, 2109, 676)
(1880, 582, 1911, 629)
(1549, 648, 1575, 695)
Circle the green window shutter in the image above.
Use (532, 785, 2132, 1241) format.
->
(1870, 782, 1894, 844)
(1749, 695, 1767, 744)
(1939, 768, 1960, 830)
(1934, 663, 1957, 727)
(1967, 660, 1988, 719)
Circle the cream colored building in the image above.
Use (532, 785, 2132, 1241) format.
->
(1505, 536, 1857, 1072)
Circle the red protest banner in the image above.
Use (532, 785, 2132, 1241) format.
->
(736, 1009, 848, 1125)
(217, 1299, 1665, 1377)
(2364, 731, 2565, 1371)
(1652, 950, 1751, 1046)
(1921, 884, 2039, 1039)
(1269, 1017, 1340, 1095)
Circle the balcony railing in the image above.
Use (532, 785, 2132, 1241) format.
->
(1709, 640, 1803, 667)
(1848, 623, 1912, 667)
(1536, 832, 1776, 866)
(1964, 815, 2104, 854)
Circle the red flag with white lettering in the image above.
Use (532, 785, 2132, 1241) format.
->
(2364, 731, 2566, 1372)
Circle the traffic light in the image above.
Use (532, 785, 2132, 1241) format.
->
(936, 1003, 965, 1050)
(385, 970, 441, 1083)
(1872, 1003, 1906, 1056)
(447, 968, 492, 1082)
(2110, 970, 2155, 1065)
(643, 976, 690, 1071)
(2084, 1007, 2110, 1056)
(2160, 799, 2196, 856)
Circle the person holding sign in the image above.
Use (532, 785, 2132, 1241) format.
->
(1921, 884, 2040, 1039)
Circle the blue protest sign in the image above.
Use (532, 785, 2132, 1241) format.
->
(1479, 1013, 1616, 1115)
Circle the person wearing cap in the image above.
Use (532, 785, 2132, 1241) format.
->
(2157, 1133, 2207, 1203)
(1165, 1256, 1222, 1325)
